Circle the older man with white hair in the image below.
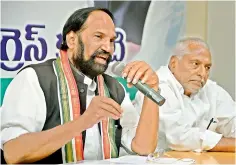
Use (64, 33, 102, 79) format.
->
(134, 37, 236, 152)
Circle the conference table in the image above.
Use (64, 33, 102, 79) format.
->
(165, 151, 235, 164)
(77, 151, 235, 164)
(77, 151, 236, 165)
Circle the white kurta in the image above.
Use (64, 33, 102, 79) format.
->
(134, 66, 236, 152)
(1, 67, 140, 159)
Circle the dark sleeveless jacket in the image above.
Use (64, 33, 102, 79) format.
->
(2, 59, 125, 164)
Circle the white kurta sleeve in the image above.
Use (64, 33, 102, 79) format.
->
(214, 85, 236, 138)
(1, 68, 47, 149)
(158, 84, 222, 151)
(119, 89, 140, 155)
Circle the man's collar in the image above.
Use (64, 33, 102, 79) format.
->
(166, 66, 185, 95)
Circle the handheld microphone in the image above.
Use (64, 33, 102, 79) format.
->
(111, 62, 166, 106)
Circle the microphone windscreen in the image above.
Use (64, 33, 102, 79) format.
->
(111, 62, 126, 77)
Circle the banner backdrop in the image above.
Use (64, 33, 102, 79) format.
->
(1, 1, 186, 105)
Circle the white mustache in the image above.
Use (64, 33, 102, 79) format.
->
(191, 79, 205, 87)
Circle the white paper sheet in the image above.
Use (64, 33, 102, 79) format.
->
(76, 155, 195, 164)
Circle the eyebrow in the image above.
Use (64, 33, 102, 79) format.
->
(189, 59, 212, 66)
(94, 31, 117, 40)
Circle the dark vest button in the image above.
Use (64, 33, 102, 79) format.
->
(80, 88, 85, 93)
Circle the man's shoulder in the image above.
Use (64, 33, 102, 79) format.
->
(103, 73, 115, 80)
(156, 66, 173, 83)
(102, 74, 124, 89)
(205, 79, 217, 85)
(28, 58, 56, 68)
(203, 79, 229, 96)
(203, 79, 219, 91)
(156, 66, 180, 92)
(19, 58, 56, 73)
(18, 59, 57, 86)
(103, 74, 125, 104)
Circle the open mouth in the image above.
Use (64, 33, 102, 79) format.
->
(96, 55, 108, 61)
(95, 55, 108, 64)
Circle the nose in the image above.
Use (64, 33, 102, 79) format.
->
(198, 65, 207, 79)
(101, 39, 114, 55)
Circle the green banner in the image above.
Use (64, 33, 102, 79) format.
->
(1, 78, 13, 106)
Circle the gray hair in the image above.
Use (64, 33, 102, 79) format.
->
(171, 37, 210, 59)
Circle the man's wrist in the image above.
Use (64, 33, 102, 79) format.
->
(71, 115, 88, 136)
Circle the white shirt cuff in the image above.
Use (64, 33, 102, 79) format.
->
(200, 130, 222, 151)
(1, 127, 28, 149)
(120, 128, 137, 156)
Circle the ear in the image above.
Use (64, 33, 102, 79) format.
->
(66, 31, 76, 49)
(169, 56, 178, 71)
